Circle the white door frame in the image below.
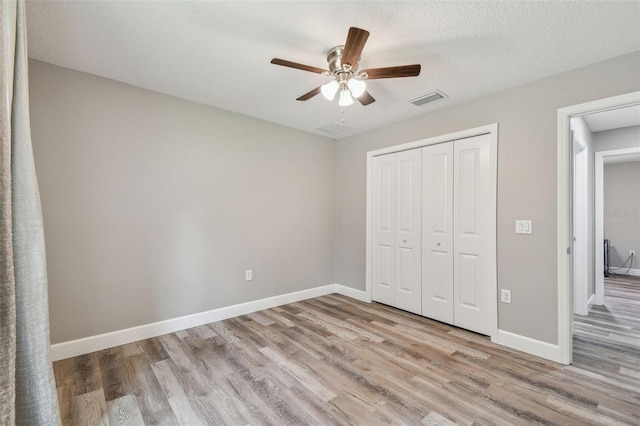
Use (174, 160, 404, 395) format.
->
(365, 123, 498, 342)
(557, 91, 640, 365)
(572, 131, 589, 316)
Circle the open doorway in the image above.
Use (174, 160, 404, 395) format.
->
(571, 110, 640, 372)
(596, 149, 640, 294)
(570, 108, 640, 315)
(557, 92, 640, 365)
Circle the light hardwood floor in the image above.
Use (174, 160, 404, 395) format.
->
(55, 288, 640, 425)
(573, 274, 640, 394)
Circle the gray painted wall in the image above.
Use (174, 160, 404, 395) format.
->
(604, 161, 640, 270)
(29, 60, 337, 344)
(334, 52, 640, 344)
(594, 125, 640, 152)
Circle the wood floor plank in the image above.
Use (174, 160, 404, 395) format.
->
(280, 384, 353, 426)
(179, 335, 235, 379)
(260, 307, 298, 328)
(197, 377, 250, 425)
(329, 392, 390, 425)
(221, 371, 283, 425)
(75, 352, 104, 396)
(121, 342, 144, 357)
(99, 348, 134, 401)
(54, 276, 640, 425)
(106, 394, 145, 426)
(259, 345, 337, 402)
(187, 324, 218, 340)
(287, 347, 388, 408)
(57, 385, 74, 426)
(73, 389, 109, 426)
(422, 411, 458, 426)
(53, 357, 76, 389)
(125, 350, 180, 425)
(150, 359, 204, 425)
(296, 302, 386, 343)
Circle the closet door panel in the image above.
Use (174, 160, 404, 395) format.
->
(394, 149, 422, 314)
(454, 134, 494, 335)
(372, 155, 395, 306)
(421, 143, 454, 323)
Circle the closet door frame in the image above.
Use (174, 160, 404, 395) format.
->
(366, 123, 498, 343)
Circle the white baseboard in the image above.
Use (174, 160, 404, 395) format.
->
(497, 329, 563, 364)
(334, 284, 370, 302)
(51, 283, 370, 361)
(611, 267, 640, 277)
(587, 293, 596, 312)
(52, 283, 572, 366)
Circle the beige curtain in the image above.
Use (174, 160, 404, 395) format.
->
(1, 1, 61, 424)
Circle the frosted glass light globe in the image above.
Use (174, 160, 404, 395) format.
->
(338, 88, 354, 107)
(321, 80, 339, 100)
(347, 78, 366, 98)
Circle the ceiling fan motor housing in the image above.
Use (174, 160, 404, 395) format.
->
(327, 46, 362, 78)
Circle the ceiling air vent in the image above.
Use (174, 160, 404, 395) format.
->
(409, 90, 448, 107)
(316, 122, 350, 135)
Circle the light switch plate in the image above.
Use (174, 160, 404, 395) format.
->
(515, 220, 532, 234)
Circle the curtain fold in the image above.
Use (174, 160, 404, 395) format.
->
(1, 1, 61, 424)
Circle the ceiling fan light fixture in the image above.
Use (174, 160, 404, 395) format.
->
(339, 88, 354, 107)
(347, 78, 366, 98)
(271, 27, 420, 107)
(321, 80, 339, 100)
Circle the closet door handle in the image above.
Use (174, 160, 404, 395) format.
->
(403, 239, 407, 243)
(436, 242, 441, 246)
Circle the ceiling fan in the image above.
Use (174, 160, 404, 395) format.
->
(271, 27, 421, 107)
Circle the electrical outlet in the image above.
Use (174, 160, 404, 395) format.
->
(515, 220, 532, 234)
(245, 270, 253, 281)
(631, 251, 636, 258)
(501, 289, 512, 304)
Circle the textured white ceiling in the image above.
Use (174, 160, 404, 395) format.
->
(26, 1, 640, 139)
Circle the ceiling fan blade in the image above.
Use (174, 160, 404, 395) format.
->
(357, 91, 375, 106)
(362, 64, 421, 79)
(296, 86, 322, 101)
(271, 58, 327, 74)
(342, 27, 370, 68)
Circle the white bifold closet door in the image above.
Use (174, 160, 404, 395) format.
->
(421, 134, 494, 336)
(452, 134, 494, 335)
(372, 149, 422, 315)
(421, 142, 455, 324)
